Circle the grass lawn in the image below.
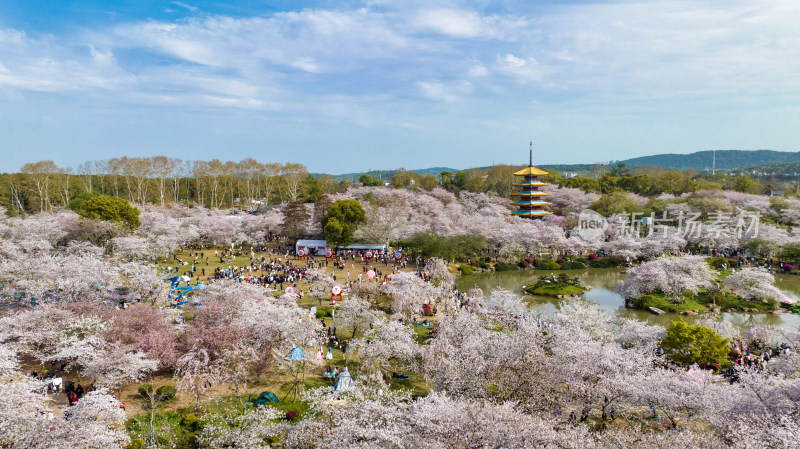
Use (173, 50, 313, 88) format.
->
(121, 243, 448, 446)
(528, 284, 585, 297)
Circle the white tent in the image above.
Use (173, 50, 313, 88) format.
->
(295, 240, 328, 254)
(334, 367, 354, 391)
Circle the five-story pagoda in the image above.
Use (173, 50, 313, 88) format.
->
(512, 143, 551, 218)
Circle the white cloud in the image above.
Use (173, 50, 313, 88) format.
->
(171, 2, 198, 12)
(417, 80, 472, 102)
(496, 53, 542, 82)
(414, 8, 526, 40)
(468, 63, 488, 77)
(2, 1, 800, 119)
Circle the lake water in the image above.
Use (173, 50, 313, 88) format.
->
(456, 268, 800, 330)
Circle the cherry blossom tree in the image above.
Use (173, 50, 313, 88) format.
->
(334, 296, 382, 339)
(723, 267, 783, 302)
(346, 319, 420, 386)
(175, 347, 228, 411)
(617, 256, 716, 299)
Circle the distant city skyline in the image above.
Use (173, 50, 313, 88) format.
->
(1, 0, 799, 173)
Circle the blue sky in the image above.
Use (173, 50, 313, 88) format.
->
(1, 0, 799, 174)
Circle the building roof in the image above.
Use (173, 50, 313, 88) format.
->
(513, 166, 549, 176)
(513, 210, 553, 215)
(513, 180, 548, 186)
(512, 191, 551, 196)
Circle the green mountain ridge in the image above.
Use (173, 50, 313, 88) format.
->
(313, 150, 800, 180)
(620, 149, 800, 171)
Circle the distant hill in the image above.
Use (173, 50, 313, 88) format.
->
(621, 150, 800, 171)
(313, 167, 460, 181)
(314, 150, 800, 181)
(728, 161, 800, 177)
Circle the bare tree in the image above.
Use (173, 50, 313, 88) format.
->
(20, 160, 59, 211)
(262, 162, 279, 205)
(94, 159, 110, 195)
(236, 158, 263, 208)
(6, 173, 27, 215)
(171, 158, 187, 203)
(151, 156, 173, 206)
(56, 166, 73, 207)
(78, 161, 95, 194)
(130, 157, 153, 204)
(282, 163, 308, 203)
(193, 160, 209, 207)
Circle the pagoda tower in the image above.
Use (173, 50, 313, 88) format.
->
(511, 143, 552, 218)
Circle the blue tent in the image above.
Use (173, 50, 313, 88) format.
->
(289, 347, 305, 361)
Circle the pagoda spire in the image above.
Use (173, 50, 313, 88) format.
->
(511, 142, 552, 218)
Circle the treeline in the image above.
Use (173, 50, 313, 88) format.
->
(4, 157, 797, 216)
(548, 163, 794, 196)
(408, 163, 792, 197)
(0, 158, 352, 215)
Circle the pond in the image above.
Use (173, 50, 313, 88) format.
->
(456, 268, 800, 330)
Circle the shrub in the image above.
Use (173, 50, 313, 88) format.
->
(127, 439, 146, 449)
(518, 260, 529, 269)
(783, 264, 795, 272)
(180, 414, 199, 432)
(560, 261, 586, 270)
(315, 309, 330, 318)
(138, 384, 155, 397)
(459, 265, 474, 275)
(533, 259, 561, 270)
(588, 254, 598, 260)
(587, 257, 626, 268)
(707, 257, 731, 270)
(495, 261, 517, 272)
(479, 261, 490, 269)
(661, 320, 731, 368)
(557, 259, 566, 264)
(155, 385, 177, 402)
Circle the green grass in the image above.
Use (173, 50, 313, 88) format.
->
(527, 284, 584, 297)
(412, 322, 436, 344)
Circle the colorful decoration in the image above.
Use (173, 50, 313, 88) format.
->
(331, 285, 343, 303)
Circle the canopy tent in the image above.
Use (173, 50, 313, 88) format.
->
(343, 244, 388, 251)
(334, 367, 354, 391)
(295, 240, 328, 254)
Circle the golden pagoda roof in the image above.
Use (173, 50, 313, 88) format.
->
(513, 166, 549, 176)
